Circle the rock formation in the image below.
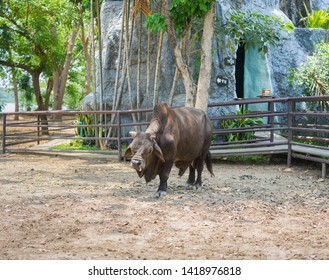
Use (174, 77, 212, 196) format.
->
(84, 0, 329, 112)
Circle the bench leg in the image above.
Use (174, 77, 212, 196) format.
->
(322, 163, 326, 179)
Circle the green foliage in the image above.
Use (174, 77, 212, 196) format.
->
(63, 64, 86, 109)
(288, 42, 329, 109)
(17, 74, 34, 111)
(75, 113, 96, 146)
(145, 13, 166, 33)
(300, 5, 329, 29)
(64, 83, 84, 110)
(51, 139, 99, 150)
(292, 137, 329, 147)
(217, 155, 269, 164)
(0, 80, 5, 111)
(169, 0, 214, 36)
(0, 0, 77, 72)
(220, 107, 263, 142)
(146, 0, 215, 37)
(0, 76, 13, 110)
(218, 10, 294, 53)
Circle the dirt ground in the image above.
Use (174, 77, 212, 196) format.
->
(0, 153, 328, 260)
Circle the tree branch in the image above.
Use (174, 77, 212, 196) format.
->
(162, 0, 177, 51)
(0, 60, 32, 73)
(0, 12, 32, 40)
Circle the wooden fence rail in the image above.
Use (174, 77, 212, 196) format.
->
(1, 96, 329, 177)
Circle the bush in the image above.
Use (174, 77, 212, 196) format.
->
(300, 5, 329, 29)
(220, 107, 263, 142)
(288, 42, 329, 110)
(75, 113, 96, 146)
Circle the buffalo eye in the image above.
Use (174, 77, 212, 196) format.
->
(129, 147, 137, 156)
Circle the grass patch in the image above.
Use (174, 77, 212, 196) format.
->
(51, 140, 100, 151)
(214, 155, 269, 164)
(292, 137, 328, 147)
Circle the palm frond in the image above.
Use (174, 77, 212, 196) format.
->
(132, 0, 152, 20)
(301, 3, 329, 29)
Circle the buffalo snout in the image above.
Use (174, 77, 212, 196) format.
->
(131, 158, 145, 172)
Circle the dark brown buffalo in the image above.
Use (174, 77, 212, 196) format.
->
(124, 103, 214, 197)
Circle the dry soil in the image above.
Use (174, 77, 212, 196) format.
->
(1, 153, 328, 259)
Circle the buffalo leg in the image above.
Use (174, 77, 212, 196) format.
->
(186, 165, 195, 189)
(194, 157, 205, 189)
(157, 160, 173, 197)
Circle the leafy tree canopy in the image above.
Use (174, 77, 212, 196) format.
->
(146, 0, 215, 36)
(218, 10, 294, 53)
(169, 0, 214, 36)
(0, 0, 78, 74)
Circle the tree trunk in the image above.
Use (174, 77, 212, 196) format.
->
(153, 30, 163, 106)
(91, 0, 97, 111)
(168, 67, 179, 106)
(136, 12, 143, 123)
(124, 0, 138, 128)
(90, 0, 99, 148)
(96, 0, 104, 113)
(45, 78, 53, 110)
(195, 2, 215, 112)
(31, 70, 44, 111)
(53, 70, 60, 106)
(146, 27, 151, 108)
(52, 29, 78, 112)
(173, 44, 196, 107)
(78, 5, 91, 96)
(162, 0, 196, 107)
(30, 69, 48, 135)
(112, 0, 125, 111)
(11, 67, 19, 120)
(96, 0, 105, 148)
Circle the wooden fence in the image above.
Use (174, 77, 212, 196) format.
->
(1, 96, 329, 177)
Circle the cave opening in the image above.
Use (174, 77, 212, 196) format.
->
(235, 43, 245, 99)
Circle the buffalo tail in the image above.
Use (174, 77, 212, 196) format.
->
(205, 150, 215, 177)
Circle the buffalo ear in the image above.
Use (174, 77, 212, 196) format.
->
(129, 131, 138, 138)
(152, 140, 165, 162)
(124, 144, 132, 158)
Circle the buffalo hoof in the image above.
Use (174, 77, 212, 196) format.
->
(185, 182, 194, 190)
(156, 190, 167, 198)
(194, 183, 202, 191)
(185, 182, 202, 191)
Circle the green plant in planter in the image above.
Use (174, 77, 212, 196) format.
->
(220, 107, 263, 142)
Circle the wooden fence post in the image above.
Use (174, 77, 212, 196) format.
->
(287, 99, 293, 167)
(269, 101, 275, 143)
(117, 111, 122, 162)
(2, 114, 6, 154)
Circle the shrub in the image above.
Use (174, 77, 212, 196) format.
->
(75, 113, 96, 146)
(220, 107, 263, 142)
(300, 5, 329, 29)
(288, 42, 329, 110)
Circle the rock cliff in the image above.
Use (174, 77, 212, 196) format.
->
(84, 0, 329, 111)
